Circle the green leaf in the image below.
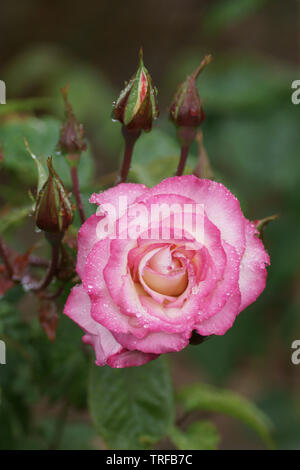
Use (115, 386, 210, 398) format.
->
(204, 0, 270, 35)
(177, 384, 274, 449)
(130, 128, 196, 186)
(88, 357, 174, 449)
(0, 204, 32, 234)
(0, 98, 53, 117)
(0, 116, 95, 190)
(169, 421, 219, 450)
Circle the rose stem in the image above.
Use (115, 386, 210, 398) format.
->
(116, 126, 141, 184)
(176, 145, 190, 176)
(0, 236, 14, 278)
(31, 234, 62, 292)
(70, 164, 85, 224)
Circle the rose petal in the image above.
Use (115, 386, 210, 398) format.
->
(196, 291, 241, 336)
(238, 220, 270, 311)
(136, 176, 246, 259)
(114, 329, 190, 354)
(107, 348, 158, 368)
(64, 284, 122, 365)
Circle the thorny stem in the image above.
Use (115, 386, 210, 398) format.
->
(0, 236, 14, 278)
(176, 145, 190, 176)
(70, 164, 85, 224)
(116, 126, 141, 184)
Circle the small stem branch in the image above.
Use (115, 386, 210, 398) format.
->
(116, 126, 141, 184)
(0, 236, 13, 278)
(70, 164, 85, 224)
(176, 145, 190, 176)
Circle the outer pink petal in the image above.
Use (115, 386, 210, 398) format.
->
(89, 183, 147, 207)
(63, 284, 122, 365)
(136, 175, 246, 259)
(113, 329, 190, 354)
(107, 349, 158, 368)
(77, 183, 147, 278)
(196, 291, 241, 336)
(76, 214, 103, 278)
(239, 220, 270, 311)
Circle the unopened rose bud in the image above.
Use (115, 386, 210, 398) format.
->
(112, 48, 159, 132)
(58, 85, 87, 159)
(35, 157, 73, 234)
(169, 55, 212, 147)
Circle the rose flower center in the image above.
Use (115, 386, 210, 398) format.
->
(142, 248, 188, 297)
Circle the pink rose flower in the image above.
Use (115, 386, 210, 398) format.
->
(64, 175, 270, 368)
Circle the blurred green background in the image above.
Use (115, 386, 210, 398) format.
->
(0, 0, 300, 450)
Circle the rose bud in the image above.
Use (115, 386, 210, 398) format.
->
(58, 85, 87, 160)
(35, 157, 73, 234)
(169, 55, 212, 148)
(112, 48, 159, 133)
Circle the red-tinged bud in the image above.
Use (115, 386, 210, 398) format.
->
(112, 48, 159, 132)
(58, 85, 87, 159)
(35, 158, 73, 234)
(169, 55, 212, 147)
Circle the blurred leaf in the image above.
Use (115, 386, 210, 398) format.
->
(166, 54, 294, 114)
(0, 205, 32, 234)
(131, 128, 195, 185)
(0, 116, 95, 189)
(169, 421, 219, 450)
(204, 0, 270, 35)
(15, 419, 97, 450)
(258, 390, 300, 450)
(178, 383, 274, 448)
(204, 107, 300, 197)
(88, 357, 174, 449)
(3, 45, 121, 155)
(0, 98, 53, 117)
